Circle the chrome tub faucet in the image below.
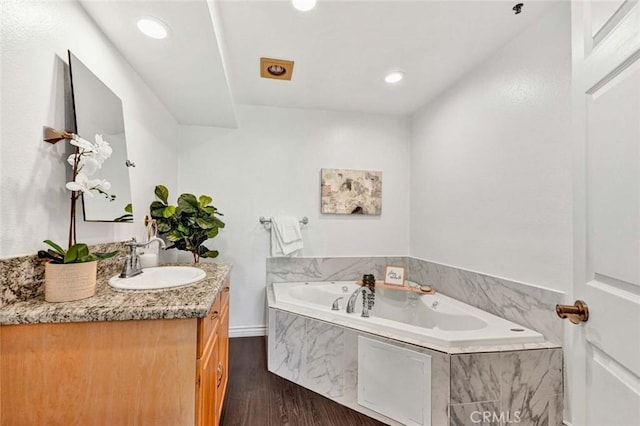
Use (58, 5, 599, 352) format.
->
(346, 286, 375, 317)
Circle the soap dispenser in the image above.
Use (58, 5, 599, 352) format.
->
(139, 218, 160, 268)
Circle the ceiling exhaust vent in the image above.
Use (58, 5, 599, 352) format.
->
(260, 58, 294, 80)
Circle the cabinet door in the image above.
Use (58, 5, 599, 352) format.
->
(196, 333, 219, 426)
(216, 299, 229, 421)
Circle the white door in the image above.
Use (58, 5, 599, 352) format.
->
(570, 1, 640, 425)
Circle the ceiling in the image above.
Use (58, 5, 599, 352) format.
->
(79, 0, 237, 128)
(80, 0, 559, 127)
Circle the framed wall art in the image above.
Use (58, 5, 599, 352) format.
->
(320, 168, 382, 215)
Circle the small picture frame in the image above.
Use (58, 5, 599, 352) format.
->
(384, 265, 406, 286)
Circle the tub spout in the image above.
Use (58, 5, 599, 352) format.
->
(346, 286, 375, 317)
(331, 297, 344, 311)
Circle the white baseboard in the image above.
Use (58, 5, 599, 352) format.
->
(229, 325, 267, 338)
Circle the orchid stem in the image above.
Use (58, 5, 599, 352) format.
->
(68, 146, 80, 250)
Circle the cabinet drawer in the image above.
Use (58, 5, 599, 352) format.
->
(219, 275, 230, 310)
(219, 284, 229, 312)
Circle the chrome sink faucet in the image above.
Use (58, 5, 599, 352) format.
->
(120, 237, 166, 278)
(346, 286, 375, 317)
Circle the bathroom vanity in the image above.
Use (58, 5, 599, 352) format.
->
(0, 260, 231, 426)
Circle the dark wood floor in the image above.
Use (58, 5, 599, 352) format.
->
(220, 337, 387, 426)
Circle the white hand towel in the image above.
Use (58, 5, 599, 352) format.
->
(270, 216, 304, 256)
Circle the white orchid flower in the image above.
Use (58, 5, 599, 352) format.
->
(79, 156, 101, 176)
(67, 134, 113, 174)
(66, 172, 111, 197)
(67, 154, 76, 167)
(93, 134, 113, 163)
(67, 153, 101, 176)
(70, 135, 95, 152)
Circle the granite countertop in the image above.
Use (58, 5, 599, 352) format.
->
(0, 262, 231, 325)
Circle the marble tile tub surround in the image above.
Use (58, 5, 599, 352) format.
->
(266, 256, 407, 287)
(266, 256, 564, 344)
(268, 308, 451, 426)
(269, 308, 563, 426)
(0, 241, 127, 307)
(408, 257, 565, 345)
(449, 349, 563, 426)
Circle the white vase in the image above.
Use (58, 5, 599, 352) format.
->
(44, 261, 98, 302)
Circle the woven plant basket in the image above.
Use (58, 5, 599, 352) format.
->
(45, 261, 98, 302)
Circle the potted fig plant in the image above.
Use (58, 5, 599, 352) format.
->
(38, 134, 119, 302)
(149, 185, 225, 263)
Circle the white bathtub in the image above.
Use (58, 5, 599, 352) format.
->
(269, 281, 544, 349)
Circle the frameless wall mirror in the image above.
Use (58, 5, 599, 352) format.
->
(68, 50, 134, 222)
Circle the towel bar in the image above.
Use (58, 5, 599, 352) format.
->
(259, 216, 309, 229)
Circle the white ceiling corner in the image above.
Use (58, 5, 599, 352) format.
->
(79, 0, 238, 128)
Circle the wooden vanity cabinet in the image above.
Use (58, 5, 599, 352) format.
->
(0, 277, 230, 426)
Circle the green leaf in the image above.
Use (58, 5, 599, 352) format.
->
(155, 185, 169, 204)
(93, 250, 120, 259)
(156, 220, 171, 233)
(206, 227, 219, 239)
(213, 218, 225, 228)
(75, 243, 90, 259)
(195, 217, 215, 229)
(193, 234, 208, 247)
(201, 250, 219, 259)
(198, 195, 212, 208)
(38, 250, 60, 262)
(166, 230, 184, 242)
(46, 249, 64, 261)
(113, 214, 134, 222)
(177, 223, 190, 235)
(64, 244, 79, 263)
(162, 205, 176, 218)
(78, 254, 99, 263)
(177, 193, 199, 213)
(124, 203, 133, 213)
(150, 201, 167, 218)
(184, 216, 197, 227)
(43, 240, 66, 257)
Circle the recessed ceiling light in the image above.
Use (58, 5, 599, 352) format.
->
(260, 58, 295, 81)
(292, 0, 317, 12)
(267, 65, 287, 76)
(136, 17, 169, 39)
(384, 71, 405, 84)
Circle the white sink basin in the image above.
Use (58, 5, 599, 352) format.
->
(108, 266, 207, 290)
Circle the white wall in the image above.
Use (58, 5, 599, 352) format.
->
(409, 3, 572, 292)
(0, 0, 180, 257)
(179, 105, 410, 330)
(0, 0, 571, 318)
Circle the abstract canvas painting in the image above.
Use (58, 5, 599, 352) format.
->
(321, 168, 382, 215)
